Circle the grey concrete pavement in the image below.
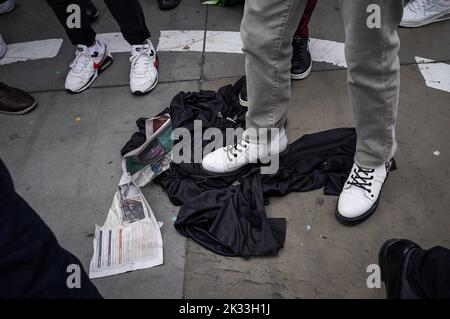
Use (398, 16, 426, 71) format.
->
(1, 0, 450, 299)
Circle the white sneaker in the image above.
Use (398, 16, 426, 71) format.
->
(0, 33, 6, 59)
(129, 39, 159, 94)
(400, 0, 450, 27)
(65, 40, 113, 93)
(201, 127, 288, 174)
(0, 0, 15, 15)
(336, 159, 396, 226)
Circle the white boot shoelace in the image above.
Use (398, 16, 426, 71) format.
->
(226, 137, 249, 162)
(347, 165, 375, 195)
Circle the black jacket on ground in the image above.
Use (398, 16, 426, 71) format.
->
(123, 78, 357, 257)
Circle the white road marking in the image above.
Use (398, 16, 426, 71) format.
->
(157, 30, 241, 53)
(157, 30, 205, 53)
(157, 30, 347, 67)
(416, 56, 450, 94)
(310, 38, 346, 68)
(0, 31, 345, 67)
(96, 32, 131, 53)
(0, 38, 63, 66)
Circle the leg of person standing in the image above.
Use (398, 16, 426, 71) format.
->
(103, 0, 150, 46)
(47, 0, 96, 46)
(103, 0, 158, 94)
(47, 0, 114, 93)
(336, 0, 404, 225)
(202, 0, 306, 174)
(291, 0, 317, 79)
(238, 0, 316, 107)
(47, 0, 158, 94)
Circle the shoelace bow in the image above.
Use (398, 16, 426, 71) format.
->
(347, 166, 375, 193)
(130, 45, 154, 75)
(226, 137, 249, 162)
(70, 49, 91, 74)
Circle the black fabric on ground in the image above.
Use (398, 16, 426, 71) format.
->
(175, 174, 286, 257)
(163, 76, 247, 133)
(0, 159, 102, 299)
(121, 117, 148, 156)
(124, 77, 357, 257)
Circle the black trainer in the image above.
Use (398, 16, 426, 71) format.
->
(290, 35, 312, 80)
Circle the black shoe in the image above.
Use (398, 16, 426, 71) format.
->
(290, 35, 312, 80)
(0, 83, 37, 115)
(158, 0, 182, 10)
(86, 0, 99, 21)
(239, 80, 248, 107)
(379, 239, 421, 299)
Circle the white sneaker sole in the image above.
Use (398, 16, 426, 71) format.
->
(131, 73, 159, 95)
(290, 61, 312, 80)
(400, 10, 450, 27)
(239, 93, 248, 107)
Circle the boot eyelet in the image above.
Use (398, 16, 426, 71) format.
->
(234, 154, 237, 157)
(371, 195, 374, 198)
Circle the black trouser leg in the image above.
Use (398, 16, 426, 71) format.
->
(47, 0, 96, 46)
(0, 159, 102, 299)
(104, 0, 150, 45)
(408, 246, 450, 299)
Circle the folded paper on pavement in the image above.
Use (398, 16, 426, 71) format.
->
(89, 115, 172, 279)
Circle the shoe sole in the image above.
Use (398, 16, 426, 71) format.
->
(290, 61, 312, 80)
(335, 159, 396, 226)
(400, 10, 450, 27)
(335, 191, 381, 226)
(66, 55, 114, 94)
(0, 99, 37, 115)
(239, 93, 248, 107)
(131, 73, 159, 96)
